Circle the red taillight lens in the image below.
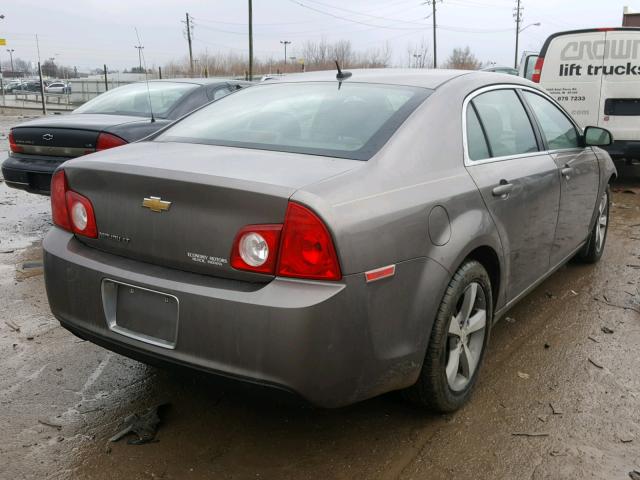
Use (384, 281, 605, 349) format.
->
(51, 170, 71, 231)
(531, 56, 544, 83)
(8, 129, 23, 153)
(277, 203, 341, 281)
(50, 170, 98, 238)
(230, 225, 282, 274)
(95, 132, 127, 151)
(230, 202, 342, 280)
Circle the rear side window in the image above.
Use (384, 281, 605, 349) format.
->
(604, 98, 640, 116)
(466, 107, 490, 161)
(523, 91, 579, 150)
(471, 89, 538, 158)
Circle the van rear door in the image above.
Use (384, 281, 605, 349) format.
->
(539, 31, 606, 129)
(599, 30, 640, 141)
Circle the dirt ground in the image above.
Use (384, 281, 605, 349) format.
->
(0, 114, 639, 480)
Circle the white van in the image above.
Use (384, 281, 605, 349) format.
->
(534, 27, 640, 163)
(519, 51, 539, 80)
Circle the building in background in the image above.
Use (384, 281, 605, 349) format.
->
(622, 6, 640, 26)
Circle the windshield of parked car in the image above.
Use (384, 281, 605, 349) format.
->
(155, 82, 430, 160)
(74, 82, 199, 118)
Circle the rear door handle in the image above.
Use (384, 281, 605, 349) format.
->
(561, 165, 574, 178)
(492, 182, 514, 198)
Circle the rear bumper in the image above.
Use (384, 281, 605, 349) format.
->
(43, 227, 449, 407)
(1, 154, 69, 195)
(604, 140, 640, 161)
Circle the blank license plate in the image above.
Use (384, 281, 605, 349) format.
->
(102, 279, 179, 349)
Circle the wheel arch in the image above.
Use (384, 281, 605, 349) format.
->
(464, 246, 501, 312)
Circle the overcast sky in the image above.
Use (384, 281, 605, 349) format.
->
(0, 0, 638, 71)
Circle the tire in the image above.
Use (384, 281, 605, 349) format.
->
(577, 185, 610, 264)
(403, 260, 493, 412)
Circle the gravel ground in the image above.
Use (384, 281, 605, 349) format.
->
(0, 113, 639, 480)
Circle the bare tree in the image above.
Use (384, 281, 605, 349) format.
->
(444, 46, 482, 70)
(405, 37, 432, 68)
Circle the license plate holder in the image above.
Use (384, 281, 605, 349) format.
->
(101, 279, 179, 349)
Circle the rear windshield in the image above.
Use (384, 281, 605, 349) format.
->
(155, 82, 430, 160)
(74, 82, 199, 118)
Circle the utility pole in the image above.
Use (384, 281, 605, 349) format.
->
(248, 0, 253, 80)
(280, 40, 291, 65)
(185, 12, 194, 75)
(103, 64, 108, 91)
(424, 1, 441, 68)
(134, 45, 144, 72)
(6, 49, 14, 76)
(514, 0, 523, 68)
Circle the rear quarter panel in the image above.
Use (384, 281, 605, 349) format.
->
(293, 75, 509, 369)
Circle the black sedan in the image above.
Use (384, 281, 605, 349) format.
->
(2, 79, 250, 194)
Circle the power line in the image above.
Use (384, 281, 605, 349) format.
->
(301, 0, 428, 26)
(286, 0, 426, 30)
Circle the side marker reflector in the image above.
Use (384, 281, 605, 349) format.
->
(365, 264, 396, 283)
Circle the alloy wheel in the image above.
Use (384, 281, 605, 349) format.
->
(446, 282, 487, 392)
(595, 190, 608, 253)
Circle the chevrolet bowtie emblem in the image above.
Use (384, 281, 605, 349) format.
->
(142, 196, 171, 212)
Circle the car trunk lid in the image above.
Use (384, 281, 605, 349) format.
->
(64, 142, 359, 282)
(10, 114, 145, 158)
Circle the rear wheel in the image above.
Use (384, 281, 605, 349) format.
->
(578, 186, 610, 264)
(403, 260, 492, 412)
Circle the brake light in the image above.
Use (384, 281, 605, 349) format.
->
(50, 170, 98, 238)
(95, 132, 127, 151)
(531, 56, 544, 83)
(230, 225, 282, 274)
(230, 202, 342, 280)
(277, 203, 341, 281)
(8, 129, 23, 153)
(51, 171, 71, 231)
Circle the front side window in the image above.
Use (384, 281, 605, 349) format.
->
(523, 91, 579, 150)
(471, 89, 538, 158)
(156, 82, 431, 160)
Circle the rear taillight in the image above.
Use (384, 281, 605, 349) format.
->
(230, 202, 342, 281)
(51, 170, 71, 231)
(230, 225, 282, 274)
(277, 203, 341, 280)
(51, 170, 98, 238)
(96, 132, 127, 151)
(8, 129, 23, 153)
(531, 56, 544, 83)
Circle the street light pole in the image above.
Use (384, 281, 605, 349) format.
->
(134, 45, 144, 72)
(248, 0, 253, 80)
(515, 21, 541, 68)
(280, 40, 291, 65)
(6, 49, 14, 76)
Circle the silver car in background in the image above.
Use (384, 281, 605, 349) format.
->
(43, 69, 616, 411)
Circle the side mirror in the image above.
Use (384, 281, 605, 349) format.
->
(584, 126, 613, 147)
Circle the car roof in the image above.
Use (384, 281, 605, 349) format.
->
(539, 27, 640, 57)
(265, 68, 475, 90)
